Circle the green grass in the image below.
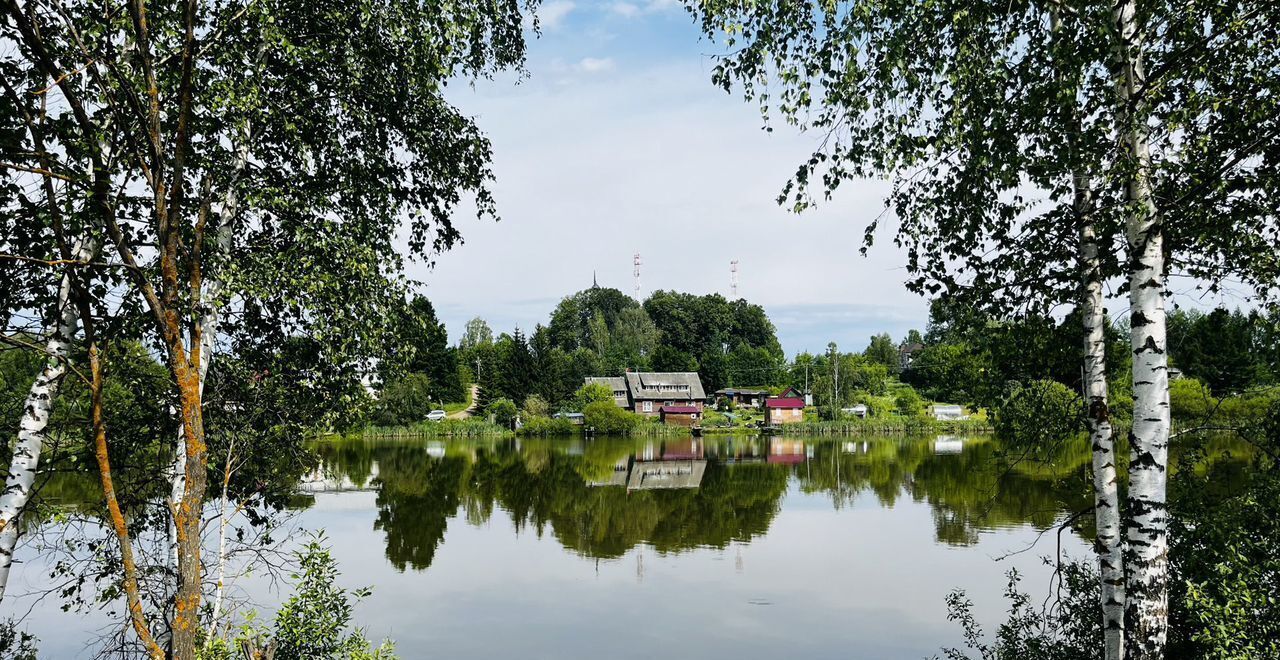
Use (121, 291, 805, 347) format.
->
(774, 416, 992, 435)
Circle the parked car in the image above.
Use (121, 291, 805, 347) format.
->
(426, 409, 447, 422)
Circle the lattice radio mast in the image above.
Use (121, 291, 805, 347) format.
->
(633, 253, 643, 300)
(730, 259, 740, 298)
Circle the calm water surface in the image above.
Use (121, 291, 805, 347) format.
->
(18, 434, 1099, 659)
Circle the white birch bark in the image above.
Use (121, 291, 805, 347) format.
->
(208, 441, 237, 634)
(0, 236, 99, 601)
(1112, 1, 1171, 656)
(1077, 172, 1126, 660)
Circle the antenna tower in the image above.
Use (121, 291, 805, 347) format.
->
(633, 253, 643, 300)
(730, 259, 740, 297)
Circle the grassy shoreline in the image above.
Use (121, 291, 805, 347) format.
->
(350, 415, 991, 440)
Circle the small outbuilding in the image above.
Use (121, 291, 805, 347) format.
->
(553, 412, 586, 425)
(841, 404, 869, 419)
(929, 404, 967, 421)
(715, 388, 768, 408)
(660, 405, 703, 426)
(764, 396, 807, 425)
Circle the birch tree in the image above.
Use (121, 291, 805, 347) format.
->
(0, 1, 537, 657)
(683, 3, 1280, 660)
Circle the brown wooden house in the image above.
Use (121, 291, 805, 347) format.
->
(764, 396, 806, 425)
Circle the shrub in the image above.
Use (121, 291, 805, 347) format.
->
(583, 401, 638, 434)
(572, 383, 614, 410)
(518, 416, 575, 437)
(992, 379, 1081, 446)
(895, 388, 926, 418)
(260, 539, 397, 660)
(486, 398, 519, 429)
(1169, 377, 1218, 422)
(522, 394, 550, 418)
(1216, 388, 1280, 421)
(941, 564, 1102, 660)
(371, 373, 433, 426)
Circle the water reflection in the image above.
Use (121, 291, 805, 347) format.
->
(308, 434, 1097, 570)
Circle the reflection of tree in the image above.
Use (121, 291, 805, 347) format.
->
(909, 439, 1093, 545)
(372, 448, 468, 571)
(314, 433, 1248, 572)
(796, 437, 1096, 546)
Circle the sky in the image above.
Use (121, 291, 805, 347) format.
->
(406, 0, 922, 356)
(409, 0, 1254, 356)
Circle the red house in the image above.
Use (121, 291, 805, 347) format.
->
(764, 396, 806, 425)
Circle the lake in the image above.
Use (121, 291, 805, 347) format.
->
(14, 434, 1099, 658)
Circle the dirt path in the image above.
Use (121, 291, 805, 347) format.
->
(447, 384, 480, 420)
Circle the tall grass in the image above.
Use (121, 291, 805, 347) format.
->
(361, 418, 511, 438)
(774, 416, 991, 436)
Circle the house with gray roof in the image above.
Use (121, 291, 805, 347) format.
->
(583, 376, 629, 408)
(582, 371, 707, 417)
(623, 371, 706, 416)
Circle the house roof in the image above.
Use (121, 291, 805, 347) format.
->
(765, 397, 806, 409)
(899, 342, 925, 353)
(715, 388, 768, 396)
(627, 460, 707, 490)
(624, 372, 706, 400)
(660, 405, 701, 414)
(584, 376, 626, 391)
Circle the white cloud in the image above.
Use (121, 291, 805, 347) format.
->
(609, 0, 677, 18)
(609, 2, 640, 18)
(537, 1, 575, 30)
(643, 0, 678, 12)
(575, 57, 616, 73)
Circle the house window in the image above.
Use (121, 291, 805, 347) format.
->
(793, 409, 801, 417)
(643, 401, 653, 413)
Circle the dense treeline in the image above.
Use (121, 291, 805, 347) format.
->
(894, 299, 1280, 432)
(443, 287, 788, 418)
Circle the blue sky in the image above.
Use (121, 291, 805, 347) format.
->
(407, 0, 1249, 355)
(408, 0, 928, 355)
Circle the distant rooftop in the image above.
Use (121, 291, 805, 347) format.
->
(625, 372, 706, 401)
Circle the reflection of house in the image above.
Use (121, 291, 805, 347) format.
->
(929, 404, 967, 421)
(297, 464, 380, 493)
(715, 388, 768, 407)
(767, 438, 807, 464)
(660, 405, 702, 426)
(899, 342, 924, 371)
(625, 372, 707, 416)
(933, 436, 964, 454)
(704, 438, 765, 463)
(627, 460, 707, 490)
(587, 457, 632, 487)
(584, 376, 629, 408)
(660, 437, 703, 460)
(764, 396, 806, 425)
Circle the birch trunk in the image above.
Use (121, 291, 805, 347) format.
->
(1112, 0, 1171, 656)
(0, 236, 99, 602)
(1077, 173, 1126, 660)
(208, 442, 239, 635)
